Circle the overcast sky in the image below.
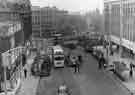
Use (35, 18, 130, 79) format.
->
(31, 0, 104, 13)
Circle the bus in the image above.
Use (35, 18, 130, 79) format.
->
(52, 45, 65, 68)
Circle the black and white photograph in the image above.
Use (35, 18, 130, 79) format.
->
(0, 0, 135, 95)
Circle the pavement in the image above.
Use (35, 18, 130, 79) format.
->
(18, 53, 39, 95)
(100, 47, 135, 94)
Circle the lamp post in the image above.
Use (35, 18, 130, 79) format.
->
(40, 9, 42, 38)
(119, 0, 123, 59)
(106, 2, 112, 63)
(3, 66, 7, 95)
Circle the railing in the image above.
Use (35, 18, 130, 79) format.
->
(1, 46, 26, 95)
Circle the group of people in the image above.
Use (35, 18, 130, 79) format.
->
(67, 52, 82, 73)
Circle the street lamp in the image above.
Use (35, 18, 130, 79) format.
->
(106, 2, 112, 64)
(119, 0, 123, 59)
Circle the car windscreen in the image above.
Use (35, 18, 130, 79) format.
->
(54, 56, 64, 60)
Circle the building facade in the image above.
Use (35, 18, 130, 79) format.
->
(32, 6, 68, 38)
(104, 0, 135, 53)
(0, 19, 23, 95)
(0, 0, 32, 94)
(0, 0, 32, 42)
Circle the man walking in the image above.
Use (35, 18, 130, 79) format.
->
(24, 68, 27, 78)
(76, 60, 80, 73)
(22, 53, 26, 66)
(129, 62, 133, 78)
(73, 59, 80, 73)
(73, 60, 77, 73)
(78, 55, 82, 64)
(98, 54, 105, 69)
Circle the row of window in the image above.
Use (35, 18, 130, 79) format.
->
(105, 3, 135, 16)
(32, 17, 54, 22)
(106, 15, 135, 41)
(104, 2, 135, 41)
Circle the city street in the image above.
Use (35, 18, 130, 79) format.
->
(35, 47, 130, 95)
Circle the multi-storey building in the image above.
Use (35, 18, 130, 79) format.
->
(0, 9, 23, 94)
(0, 0, 32, 93)
(31, 6, 41, 37)
(0, 8, 22, 52)
(0, 0, 32, 42)
(32, 6, 68, 38)
(104, 0, 135, 54)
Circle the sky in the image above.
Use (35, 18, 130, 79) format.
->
(31, 0, 104, 13)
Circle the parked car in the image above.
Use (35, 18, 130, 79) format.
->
(84, 44, 94, 53)
(92, 49, 103, 60)
(113, 61, 129, 81)
(63, 43, 77, 50)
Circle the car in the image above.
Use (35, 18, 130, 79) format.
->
(63, 43, 76, 50)
(84, 44, 94, 53)
(92, 49, 103, 60)
(113, 61, 129, 81)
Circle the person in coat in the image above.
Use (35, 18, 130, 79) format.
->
(98, 54, 105, 69)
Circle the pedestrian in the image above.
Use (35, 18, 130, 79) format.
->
(22, 53, 26, 66)
(73, 61, 77, 73)
(24, 68, 27, 78)
(98, 54, 105, 69)
(78, 55, 82, 64)
(76, 60, 80, 73)
(129, 62, 133, 78)
(67, 52, 71, 59)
